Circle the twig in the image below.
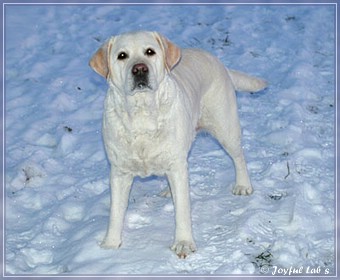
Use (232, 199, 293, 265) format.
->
(284, 161, 290, 179)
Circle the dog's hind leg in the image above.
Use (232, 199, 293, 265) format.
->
(213, 126, 253, 195)
(199, 82, 253, 195)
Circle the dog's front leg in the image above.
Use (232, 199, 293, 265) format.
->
(167, 161, 196, 259)
(101, 169, 133, 249)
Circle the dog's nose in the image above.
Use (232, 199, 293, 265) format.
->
(132, 63, 148, 75)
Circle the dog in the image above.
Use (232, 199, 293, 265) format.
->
(89, 31, 267, 258)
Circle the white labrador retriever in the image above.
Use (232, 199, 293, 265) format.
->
(90, 31, 267, 258)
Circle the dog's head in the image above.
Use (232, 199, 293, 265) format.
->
(89, 31, 181, 95)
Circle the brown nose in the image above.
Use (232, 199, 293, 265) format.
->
(132, 63, 148, 75)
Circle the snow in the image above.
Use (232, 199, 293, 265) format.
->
(4, 2, 336, 277)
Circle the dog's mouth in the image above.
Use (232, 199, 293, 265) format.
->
(132, 79, 152, 91)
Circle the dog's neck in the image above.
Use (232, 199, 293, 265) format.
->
(106, 78, 177, 134)
(125, 91, 160, 118)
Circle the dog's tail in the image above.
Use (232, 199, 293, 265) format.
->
(228, 69, 267, 93)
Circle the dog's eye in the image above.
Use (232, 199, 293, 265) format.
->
(145, 48, 156, 56)
(117, 52, 128, 60)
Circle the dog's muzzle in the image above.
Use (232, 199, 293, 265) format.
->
(131, 63, 152, 92)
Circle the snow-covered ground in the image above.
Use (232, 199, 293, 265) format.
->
(4, 3, 336, 276)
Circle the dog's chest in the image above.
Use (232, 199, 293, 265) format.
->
(104, 111, 173, 176)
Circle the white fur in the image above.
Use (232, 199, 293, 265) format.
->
(90, 31, 267, 258)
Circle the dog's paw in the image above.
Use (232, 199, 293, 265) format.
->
(100, 238, 122, 249)
(171, 240, 196, 259)
(233, 184, 253, 195)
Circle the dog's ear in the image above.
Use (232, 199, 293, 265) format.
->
(154, 32, 181, 72)
(89, 38, 114, 79)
